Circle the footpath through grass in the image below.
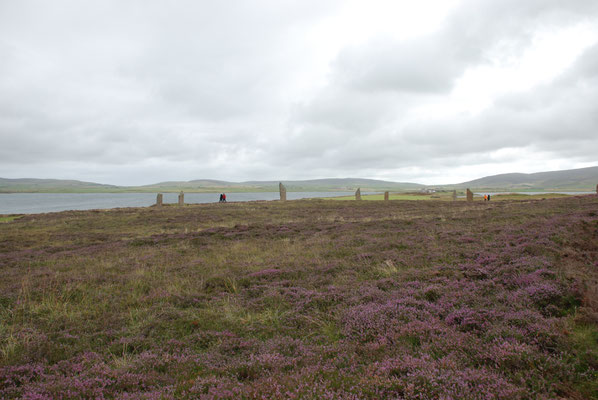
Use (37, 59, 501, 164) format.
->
(1, 196, 598, 399)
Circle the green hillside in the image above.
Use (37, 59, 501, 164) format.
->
(139, 178, 423, 193)
(0, 178, 122, 193)
(0, 177, 421, 193)
(2, 166, 597, 193)
(440, 166, 598, 191)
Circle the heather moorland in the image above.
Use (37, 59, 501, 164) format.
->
(1, 196, 598, 399)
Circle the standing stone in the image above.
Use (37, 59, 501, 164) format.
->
(178, 191, 184, 206)
(384, 191, 389, 201)
(355, 188, 361, 201)
(596, 184, 598, 195)
(466, 188, 473, 202)
(452, 190, 457, 201)
(279, 182, 287, 201)
(156, 193, 163, 207)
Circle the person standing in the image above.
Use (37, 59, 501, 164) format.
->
(222, 193, 227, 202)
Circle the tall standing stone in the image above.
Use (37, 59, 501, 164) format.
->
(466, 188, 473, 202)
(178, 191, 184, 206)
(452, 190, 457, 201)
(596, 184, 598, 195)
(279, 182, 287, 201)
(384, 191, 389, 201)
(355, 188, 361, 201)
(156, 193, 163, 207)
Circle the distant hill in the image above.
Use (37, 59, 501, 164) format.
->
(442, 166, 598, 191)
(0, 178, 121, 193)
(140, 178, 424, 192)
(2, 166, 597, 193)
(0, 177, 422, 193)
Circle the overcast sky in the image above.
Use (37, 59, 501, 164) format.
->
(1, 0, 598, 185)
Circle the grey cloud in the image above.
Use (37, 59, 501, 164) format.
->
(331, 0, 598, 95)
(400, 51, 598, 162)
(123, 0, 341, 122)
(556, 42, 598, 84)
(0, 0, 337, 170)
(280, 0, 598, 176)
(333, 36, 462, 93)
(290, 87, 405, 133)
(1, 0, 598, 185)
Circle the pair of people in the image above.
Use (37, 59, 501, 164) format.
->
(219, 193, 227, 203)
(484, 194, 491, 201)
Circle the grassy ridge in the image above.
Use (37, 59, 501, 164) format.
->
(1, 196, 598, 398)
(444, 166, 598, 191)
(3, 167, 598, 192)
(0, 177, 422, 193)
(326, 192, 573, 201)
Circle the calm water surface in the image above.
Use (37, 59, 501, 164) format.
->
(0, 192, 361, 214)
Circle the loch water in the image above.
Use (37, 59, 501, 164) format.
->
(0, 192, 360, 214)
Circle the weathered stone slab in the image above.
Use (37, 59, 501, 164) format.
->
(279, 182, 287, 201)
(355, 188, 361, 201)
(178, 191, 184, 206)
(596, 184, 598, 195)
(466, 188, 473, 202)
(452, 190, 457, 201)
(156, 193, 163, 207)
(384, 191, 389, 201)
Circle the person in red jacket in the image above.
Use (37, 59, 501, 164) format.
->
(222, 193, 227, 202)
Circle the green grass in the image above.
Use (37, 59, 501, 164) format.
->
(324, 192, 577, 201)
(328, 193, 436, 201)
(0, 216, 19, 223)
(488, 193, 572, 200)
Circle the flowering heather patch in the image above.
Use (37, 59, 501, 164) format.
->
(1, 196, 598, 398)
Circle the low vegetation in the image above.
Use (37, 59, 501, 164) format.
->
(1, 196, 597, 398)
(328, 192, 572, 201)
